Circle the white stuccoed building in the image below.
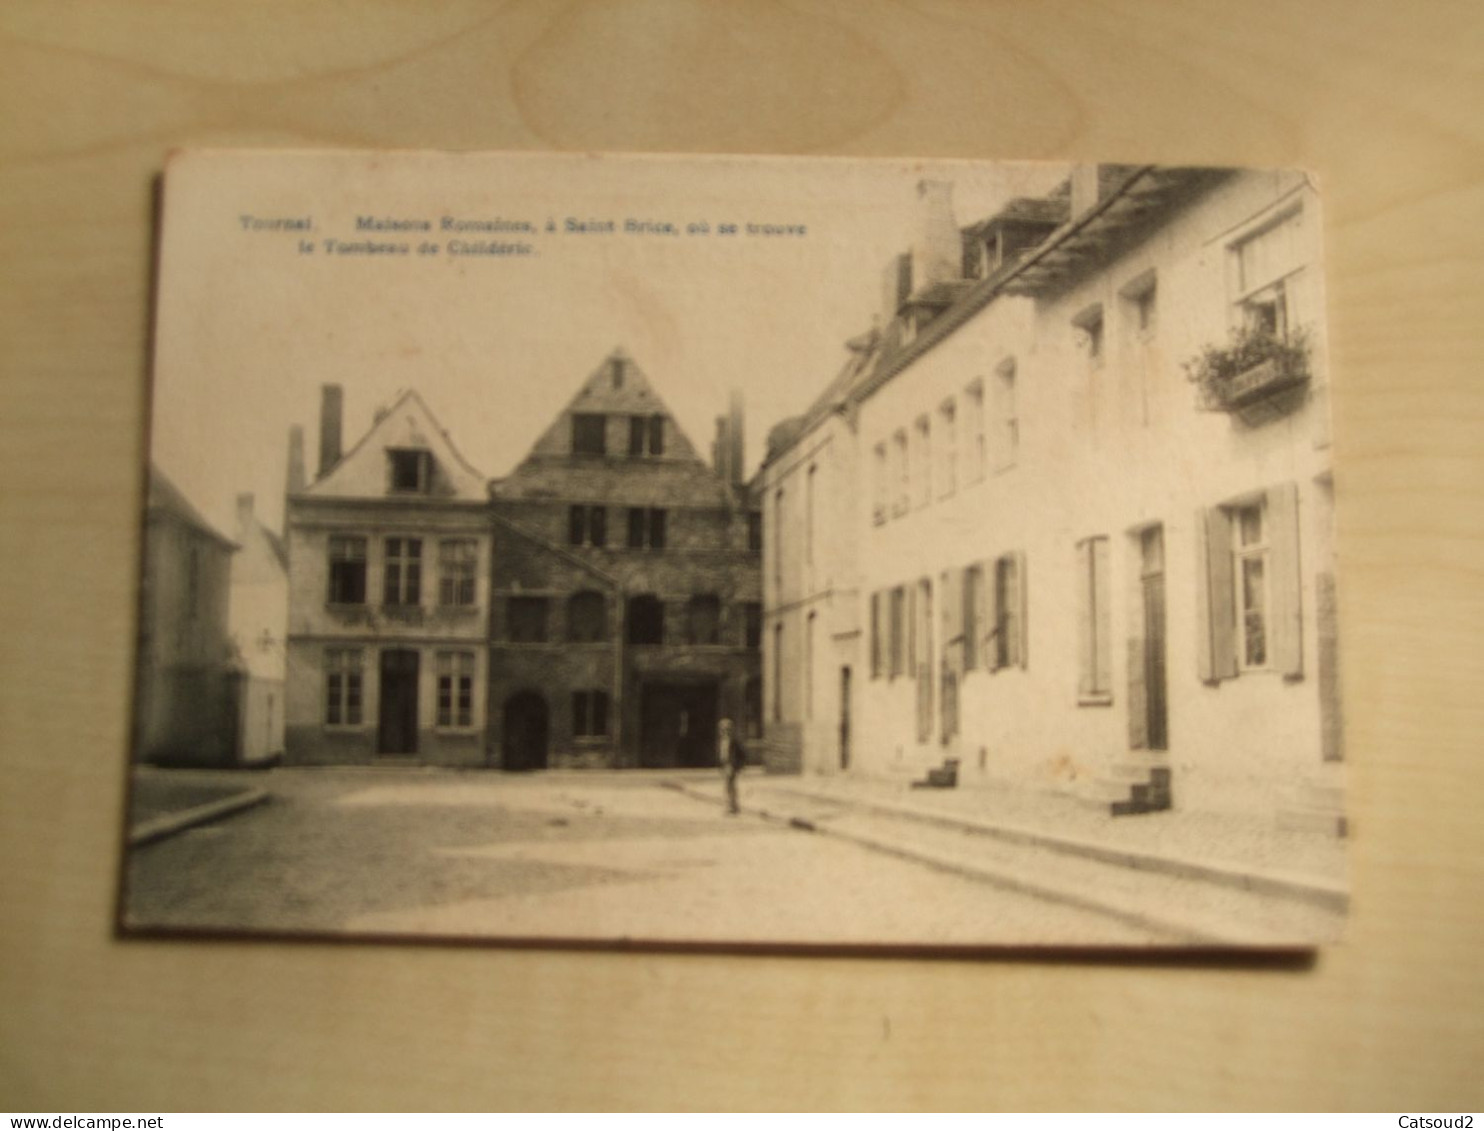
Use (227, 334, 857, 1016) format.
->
(759, 165, 1343, 832)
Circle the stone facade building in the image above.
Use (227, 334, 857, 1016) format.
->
(283, 387, 493, 766)
(760, 166, 1343, 830)
(487, 350, 761, 770)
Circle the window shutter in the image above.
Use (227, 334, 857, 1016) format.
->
(870, 592, 881, 678)
(1127, 536, 1148, 747)
(1198, 507, 1237, 682)
(1127, 636, 1149, 749)
(970, 566, 989, 673)
(986, 558, 1003, 672)
(1013, 550, 1029, 669)
(1268, 482, 1304, 678)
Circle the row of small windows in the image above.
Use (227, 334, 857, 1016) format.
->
(568, 504, 763, 552)
(503, 592, 763, 648)
(328, 536, 476, 607)
(868, 551, 1027, 684)
(862, 484, 1301, 722)
(323, 648, 474, 729)
(571, 413, 666, 458)
(873, 366, 1017, 525)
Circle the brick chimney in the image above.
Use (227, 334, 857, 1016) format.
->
(726, 388, 744, 487)
(882, 180, 961, 325)
(286, 425, 306, 494)
(318, 384, 343, 479)
(911, 180, 961, 294)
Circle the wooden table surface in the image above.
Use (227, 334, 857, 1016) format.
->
(2, 0, 1481, 1112)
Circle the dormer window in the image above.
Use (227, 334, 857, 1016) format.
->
(628, 414, 665, 457)
(388, 448, 432, 493)
(572, 413, 607, 456)
(1073, 304, 1105, 368)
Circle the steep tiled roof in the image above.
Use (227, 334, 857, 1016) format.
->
(147, 466, 236, 547)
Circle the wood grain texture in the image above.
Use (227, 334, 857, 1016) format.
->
(1, 0, 1481, 1112)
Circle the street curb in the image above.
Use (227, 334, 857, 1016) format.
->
(667, 781, 1214, 944)
(128, 788, 270, 848)
(768, 785, 1349, 914)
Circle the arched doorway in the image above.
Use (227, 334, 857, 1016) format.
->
(502, 691, 548, 772)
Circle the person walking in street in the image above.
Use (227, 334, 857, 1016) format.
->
(718, 717, 747, 815)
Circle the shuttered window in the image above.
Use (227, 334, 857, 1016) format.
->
(1196, 483, 1303, 682)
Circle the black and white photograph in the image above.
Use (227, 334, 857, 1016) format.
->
(123, 149, 1347, 948)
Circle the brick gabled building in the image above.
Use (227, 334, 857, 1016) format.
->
(487, 349, 761, 770)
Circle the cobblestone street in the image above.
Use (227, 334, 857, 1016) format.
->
(122, 768, 1163, 946)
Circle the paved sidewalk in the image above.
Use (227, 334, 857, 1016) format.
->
(127, 767, 270, 847)
(684, 770, 1347, 907)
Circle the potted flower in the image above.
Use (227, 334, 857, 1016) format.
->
(1184, 325, 1310, 420)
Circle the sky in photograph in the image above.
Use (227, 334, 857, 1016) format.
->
(149, 150, 1070, 536)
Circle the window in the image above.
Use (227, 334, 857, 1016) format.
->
(383, 537, 422, 606)
(567, 590, 607, 642)
(610, 357, 624, 389)
(1232, 209, 1303, 339)
(628, 414, 664, 457)
(748, 511, 763, 551)
(327, 535, 367, 605)
(992, 552, 1026, 671)
(626, 594, 664, 645)
(1076, 537, 1112, 702)
(915, 578, 934, 742)
(914, 415, 932, 508)
(963, 564, 983, 670)
(1122, 271, 1157, 340)
(892, 429, 909, 516)
(744, 602, 762, 649)
(745, 677, 762, 740)
(568, 504, 607, 547)
(438, 540, 477, 607)
(507, 596, 549, 643)
(872, 442, 889, 523)
(1198, 484, 1303, 681)
(572, 413, 607, 456)
(626, 507, 666, 550)
(1074, 304, 1104, 368)
(773, 622, 784, 721)
(686, 594, 722, 645)
(572, 689, 609, 738)
(325, 648, 363, 725)
(938, 399, 957, 498)
(773, 488, 785, 593)
(993, 359, 1018, 471)
(1233, 504, 1269, 668)
(436, 651, 474, 728)
(388, 449, 432, 493)
(964, 383, 985, 484)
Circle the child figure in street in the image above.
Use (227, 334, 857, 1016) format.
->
(717, 717, 747, 815)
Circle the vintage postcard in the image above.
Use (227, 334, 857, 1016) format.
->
(123, 150, 1347, 948)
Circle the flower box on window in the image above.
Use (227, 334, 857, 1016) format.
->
(1185, 327, 1310, 423)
